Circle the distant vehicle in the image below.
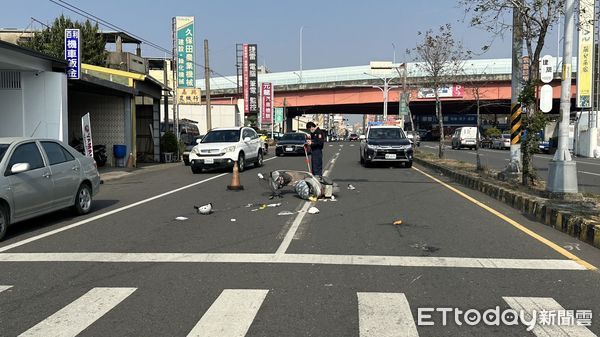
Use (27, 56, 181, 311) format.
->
(406, 131, 421, 147)
(276, 132, 309, 156)
(0, 137, 101, 240)
(188, 127, 264, 173)
(451, 127, 479, 149)
(360, 126, 413, 168)
(492, 134, 511, 150)
(348, 133, 360, 141)
(479, 137, 493, 149)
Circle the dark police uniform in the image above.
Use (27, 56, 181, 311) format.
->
(309, 128, 325, 176)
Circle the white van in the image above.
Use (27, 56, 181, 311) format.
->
(451, 127, 479, 149)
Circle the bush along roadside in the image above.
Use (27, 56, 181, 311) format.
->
(414, 151, 600, 249)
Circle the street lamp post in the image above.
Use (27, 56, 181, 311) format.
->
(300, 26, 304, 84)
(363, 72, 398, 121)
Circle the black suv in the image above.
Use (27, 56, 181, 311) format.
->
(359, 126, 413, 168)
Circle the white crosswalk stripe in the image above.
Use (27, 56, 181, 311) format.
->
(0, 285, 13, 293)
(358, 292, 419, 337)
(504, 297, 597, 337)
(186, 289, 268, 337)
(18, 287, 136, 337)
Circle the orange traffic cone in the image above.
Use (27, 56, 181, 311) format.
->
(227, 161, 244, 191)
(126, 152, 134, 168)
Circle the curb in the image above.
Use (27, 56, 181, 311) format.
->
(414, 156, 600, 249)
(100, 162, 182, 182)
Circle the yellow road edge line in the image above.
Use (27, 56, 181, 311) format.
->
(412, 166, 597, 271)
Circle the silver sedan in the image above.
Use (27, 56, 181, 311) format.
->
(0, 137, 101, 240)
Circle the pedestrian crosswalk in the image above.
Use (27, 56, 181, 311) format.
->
(1, 285, 596, 337)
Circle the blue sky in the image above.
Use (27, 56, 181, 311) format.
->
(2, 0, 563, 76)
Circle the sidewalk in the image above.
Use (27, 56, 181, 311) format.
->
(99, 162, 182, 182)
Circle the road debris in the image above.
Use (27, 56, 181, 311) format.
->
(267, 203, 282, 207)
(308, 206, 320, 214)
(393, 220, 403, 225)
(278, 211, 295, 216)
(194, 203, 213, 215)
(174, 216, 188, 221)
(230, 218, 237, 222)
(347, 184, 356, 190)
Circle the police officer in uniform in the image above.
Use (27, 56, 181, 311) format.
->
(306, 122, 324, 177)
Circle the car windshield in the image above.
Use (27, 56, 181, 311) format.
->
(202, 130, 240, 143)
(0, 144, 8, 162)
(502, 134, 511, 139)
(369, 128, 406, 139)
(281, 133, 307, 141)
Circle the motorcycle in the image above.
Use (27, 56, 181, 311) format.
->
(70, 138, 108, 167)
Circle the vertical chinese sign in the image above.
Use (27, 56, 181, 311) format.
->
(174, 16, 195, 89)
(242, 44, 258, 115)
(576, 0, 595, 108)
(64, 29, 80, 80)
(261, 82, 273, 124)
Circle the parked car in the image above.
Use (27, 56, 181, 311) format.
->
(188, 127, 264, 174)
(348, 133, 360, 141)
(0, 137, 101, 240)
(182, 135, 204, 166)
(451, 127, 479, 149)
(360, 126, 413, 168)
(275, 132, 309, 156)
(479, 137, 493, 149)
(492, 134, 511, 150)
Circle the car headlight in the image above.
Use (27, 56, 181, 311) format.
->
(192, 147, 200, 154)
(367, 144, 379, 150)
(223, 145, 236, 153)
(399, 144, 412, 150)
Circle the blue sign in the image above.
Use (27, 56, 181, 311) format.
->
(64, 29, 80, 80)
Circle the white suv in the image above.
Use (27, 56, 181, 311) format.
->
(188, 127, 264, 173)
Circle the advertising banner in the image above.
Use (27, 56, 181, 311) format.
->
(176, 88, 201, 105)
(577, 0, 595, 108)
(64, 29, 80, 80)
(261, 82, 273, 124)
(417, 84, 464, 99)
(242, 44, 258, 115)
(81, 113, 93, 158)
(174, 16, 195, 88)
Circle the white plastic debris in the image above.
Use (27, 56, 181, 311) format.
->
(175, 216, 188, 221)
(267, 203, 282, 207)
(347, 184, 356, 190)
(330, 195, 336, 201)
(308, 206, 320, 214)
(230, 218, 237, 222)
(277, 211, 295, 216)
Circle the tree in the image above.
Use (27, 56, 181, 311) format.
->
(460, 0, 563, 185)
(407, 24, 471, 158)
(19, 15, 107, 66)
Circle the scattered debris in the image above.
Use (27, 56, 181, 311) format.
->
(308, 196, 318, 202)
(267, 203, 282, 207)
(330, 195, 336, 201)
(278, 211, 295, 216)
(194, 203, 213, 215)
(324, 283, 333, 287)
(409, 275, 423, 285)
(393, 220, 403, 226)
(230, 218, 237, 222)
(347, 184, 356, 190)
(174, 216, 188, 221)
(259, 204, 267, 210)
(308, 206, 320, 214)
(245, 203, 253, 208)
(257, 173, 265, 179)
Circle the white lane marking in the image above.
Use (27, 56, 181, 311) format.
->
(0, 285, 12, 293)
(19, 287, 136, 337)
(186, 289, 268, 337)
(0, 157, 279, 253)
(579, 171, 600, 176)
(275, 202, 312, 255)
(277, 153, 339, 255)
(503, 297, 597, 337)
(0, 253, 586, 270)
(358, 292, 419, 337)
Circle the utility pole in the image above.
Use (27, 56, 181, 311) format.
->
(547, 0, 578, 194)
(204, 39, 212, 131)
(163, 59, 169, 130)
(507, 1, 523, 176)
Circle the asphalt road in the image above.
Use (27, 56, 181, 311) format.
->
(420, 141, 600, 195)
(1, 142, 600, 336)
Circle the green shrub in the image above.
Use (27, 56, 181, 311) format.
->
(485, 127, 501, 138)
(160, 131, 178, 153)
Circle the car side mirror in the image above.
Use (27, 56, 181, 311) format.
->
(10, 163, 30, 174)
(196, 139, 202, 144)
(244, 137, 252, 142)
(359, 135, 366, 140)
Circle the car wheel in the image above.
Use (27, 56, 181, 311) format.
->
(404, 161, 413, 168)
(0, 204, 8, 241)
(237, 153, 245, 172)
(183, 160, 190, 166)
(191, 166, 202, 174)
(255, 150, 264, 167)
(364, 159, 371, 168)
(360, 153, 365, 164)
(73, 183, 92, 215)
